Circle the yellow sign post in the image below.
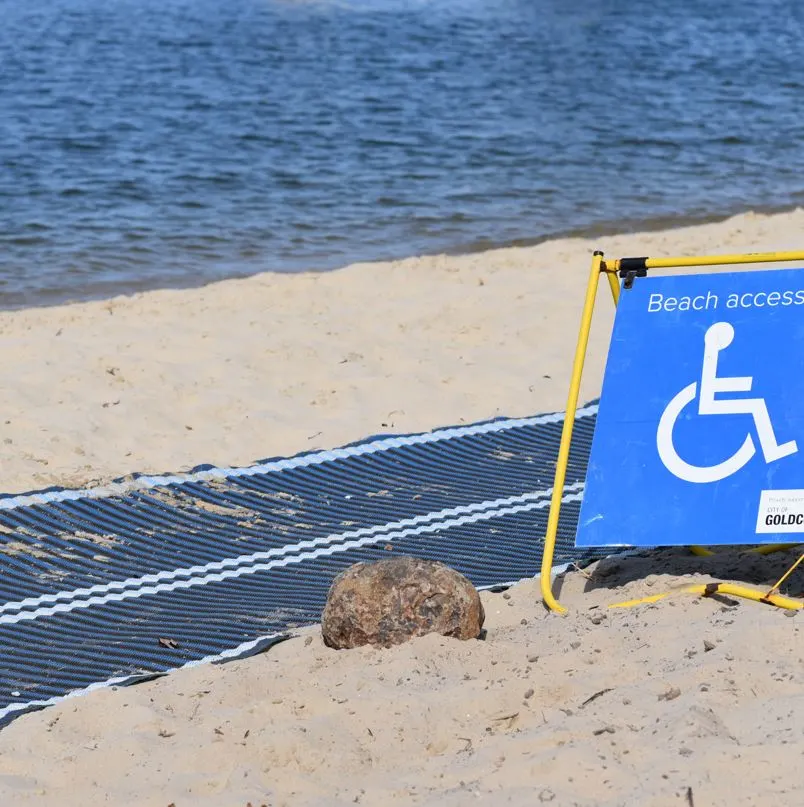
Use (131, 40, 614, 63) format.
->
(540, 250, 804, 614)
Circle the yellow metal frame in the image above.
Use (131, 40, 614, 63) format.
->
(540, 250, 804, 614)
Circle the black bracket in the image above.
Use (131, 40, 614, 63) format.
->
(618, 257, 649, 289)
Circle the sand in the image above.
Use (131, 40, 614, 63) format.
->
(3, 207, 804, 498)
(0, 209, 802, 805)
(0, 549, 800, 807)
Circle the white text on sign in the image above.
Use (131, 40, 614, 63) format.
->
(647, 289, 804, 313)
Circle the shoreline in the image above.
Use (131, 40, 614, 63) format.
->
(1, 206, 804, 497)
(4, 199, 804, 315)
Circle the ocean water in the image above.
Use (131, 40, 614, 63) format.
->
(2, 0, 803, 308)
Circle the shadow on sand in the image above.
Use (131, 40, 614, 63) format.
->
(553, 546, 802, 601)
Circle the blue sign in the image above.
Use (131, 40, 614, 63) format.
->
(577, 267, 804, 547)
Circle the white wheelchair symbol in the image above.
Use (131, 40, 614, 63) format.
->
(657, 321, 797, 483)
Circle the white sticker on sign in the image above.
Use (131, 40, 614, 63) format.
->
(756, 489, 804, 533)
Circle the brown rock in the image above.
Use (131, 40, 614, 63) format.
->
(321, 556, 485, 649)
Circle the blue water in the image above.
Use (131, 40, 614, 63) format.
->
(2, 0, 803, 308)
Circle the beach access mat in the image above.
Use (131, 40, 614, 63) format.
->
(0, 402, 602, 728)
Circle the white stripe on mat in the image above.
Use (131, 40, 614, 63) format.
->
(0, 558, 586, 725)
(0, 403, 597, 511)
(0, 630, 291, 724)
(2, 481, 584, 615)
(1, 485, 585, 625)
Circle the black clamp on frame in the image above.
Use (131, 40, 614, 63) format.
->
(618, 257, 649, 289)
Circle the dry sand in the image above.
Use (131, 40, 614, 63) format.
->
(0, 550, 800, 807)
(0, 209, 803, 805)
(2, 207, 804, 497)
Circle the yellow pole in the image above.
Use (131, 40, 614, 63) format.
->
(765, 553, 803, 598)
(540, 251, 605, 613)
(604, 265, 620, 305)
(609, 582, 802, 611)
(750, 543, 801, 555)
(612, 250, 804, 270)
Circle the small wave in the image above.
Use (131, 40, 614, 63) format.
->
(0, 236, 51, 247)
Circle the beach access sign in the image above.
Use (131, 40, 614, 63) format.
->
(576, 267, 804, 547)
